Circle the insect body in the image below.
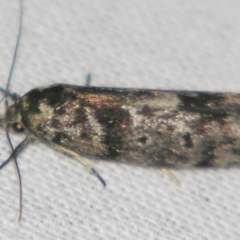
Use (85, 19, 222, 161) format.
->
(2, 84, 240, 171)
(2, 0, 240, 222)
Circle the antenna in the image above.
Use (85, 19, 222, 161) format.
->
(5, 0, 23, 97)
(3, 0, 23, 221)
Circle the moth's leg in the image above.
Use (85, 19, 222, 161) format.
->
(0, 137, 32, 221)
(85, 73, 91, 86)
(0, 137, 31, 170)
(0, 87, 20, 102)
(52, 143, 106, 187)
(161, 168, 181, 186)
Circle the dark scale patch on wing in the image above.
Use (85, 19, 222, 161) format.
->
(178, 93, 228, 128)
(72, 108, 88, 124)
(232, 148, 240, 156)
(220, 137, 236, 145)
(103, 133, 123, 157)
(138, 136, 148, 144)
(52, 132, 72, 144)
(229, 102, 240, 114)
(196, 141, 216, 167)
(37, 123, 43, 132)
(23, 85, 78, 111)
(137, 105, 154, 117)
(94, 105, 132, 157)
(51, 119, 60, 128)
(178, 93, 226, 110)
(47, 86, 77, 107)
(190, 110, 228, 135)
(80, 132, 89, 139)
(95, 106, 131, 129)
(200, 111, 227, 124)
(229, 137, 240, 156)
(183, 132, 193, 148)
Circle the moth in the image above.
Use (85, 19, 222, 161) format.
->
(2, 84, 240, 172)
(2, 0, 240, 221)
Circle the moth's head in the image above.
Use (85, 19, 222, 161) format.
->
(1, 102, 25, 133)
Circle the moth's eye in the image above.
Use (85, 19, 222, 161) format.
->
(12, 123, 25, 132)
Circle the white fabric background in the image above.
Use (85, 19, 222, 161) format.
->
(0, 0, 240, 239)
